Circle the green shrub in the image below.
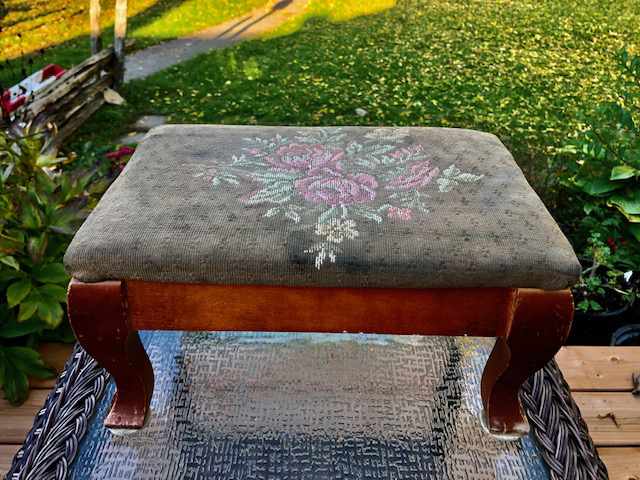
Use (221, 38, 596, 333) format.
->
(561, 50, 640, 312)
(562, 50, 640, 242)
(0, 129, 98, 404)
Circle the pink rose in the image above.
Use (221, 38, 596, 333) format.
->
(295, 168, 378, 206)
(266, 144, 344, 172)
(387, 207, 413, 221)
(385, 160, 439, 191)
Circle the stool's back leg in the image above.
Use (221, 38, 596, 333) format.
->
(481, 289, 573, 438)
(67, 279, 154, 429)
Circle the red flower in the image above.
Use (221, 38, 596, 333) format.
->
(387, 207, 413, 221)
(106, 146, 136, 160)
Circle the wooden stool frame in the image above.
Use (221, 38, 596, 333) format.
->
(67, 279, 573, 436)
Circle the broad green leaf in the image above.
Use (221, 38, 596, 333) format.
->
(1, 358, 29, 405)
(37, 298, 64, 328)
(629, 224, 640, 242)
(0, 255, 20, 271)
(610, 165, 638, 181)
(32, 263, 69, 284)
(244, 180, 293, 204)
(0, 269, 22, 282)
(5, 347, 55, 380)
(0, 317, 43, 338)
(609, 191, 640, 218)
(17, 300, 39, 322)
(7, 279, 32, 308)
(38, 284, 67, 303)
(577, 178, 623, 195)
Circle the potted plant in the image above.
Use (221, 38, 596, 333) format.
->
(568, 233, 636, 345)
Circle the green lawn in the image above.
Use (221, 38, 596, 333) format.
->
(0, 0, 268, 86)
(73, 0, 640, 211)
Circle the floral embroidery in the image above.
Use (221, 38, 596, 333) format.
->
(206, 128, 484, 268)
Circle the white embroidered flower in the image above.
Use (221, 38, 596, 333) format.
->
(314, 218, 359, 244)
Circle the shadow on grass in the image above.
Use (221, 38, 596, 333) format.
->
(0, 0, 194, 86)
(228, 0, 293, 40)
(68, 2, 401, 150)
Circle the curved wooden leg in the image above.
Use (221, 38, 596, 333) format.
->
(481, 289, 573, 438)
(68, 279, 154, 429)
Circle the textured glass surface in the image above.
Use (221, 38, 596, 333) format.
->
(70, 332, 549, 479)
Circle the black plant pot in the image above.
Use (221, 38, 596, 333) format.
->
(610, 324, 640, 346)
(566, 300, 634, 346)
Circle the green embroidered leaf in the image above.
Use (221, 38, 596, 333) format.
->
(345, 141, 363, 155)
(264, 207, 281, 217)
(245, 181, 293, 204)
(318, 207, 338, 224)
(221, 174, 240, 185)
(357, 209, 383, 223)
(250, 171, 298, 182)
(456, 173, 485, 183)
(285, 209, 301, 223)
(363, 144, 396, 156)
(437, 164, 484, 192)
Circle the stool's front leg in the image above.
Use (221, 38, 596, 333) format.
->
(481, 289, 573, 438)
(67, 279, 154, 429)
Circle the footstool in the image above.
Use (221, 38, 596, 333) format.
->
(64, 125, 580, 437)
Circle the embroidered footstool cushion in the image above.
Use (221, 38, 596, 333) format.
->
(65, 125, 579, 288)
(64, 125, 580, 436)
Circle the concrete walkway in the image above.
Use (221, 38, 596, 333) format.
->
(124, 0, 308, 82)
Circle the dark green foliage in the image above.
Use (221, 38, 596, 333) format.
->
(573, 233, 636, 314)
(560, 50, 640, 312)
(0, 129, 103, 404)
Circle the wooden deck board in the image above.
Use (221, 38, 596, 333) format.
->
(571, 392, 640, 446)
(556, 347, 640, 476)
(556, 347, 640, 392)
(1, 344, 639, 476)
(0, 389, 50, 444)
(0, 445, 19, 476)
(598, 447, 640, 480)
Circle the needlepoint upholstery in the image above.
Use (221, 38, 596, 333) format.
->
(64, 125, 580, 289)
